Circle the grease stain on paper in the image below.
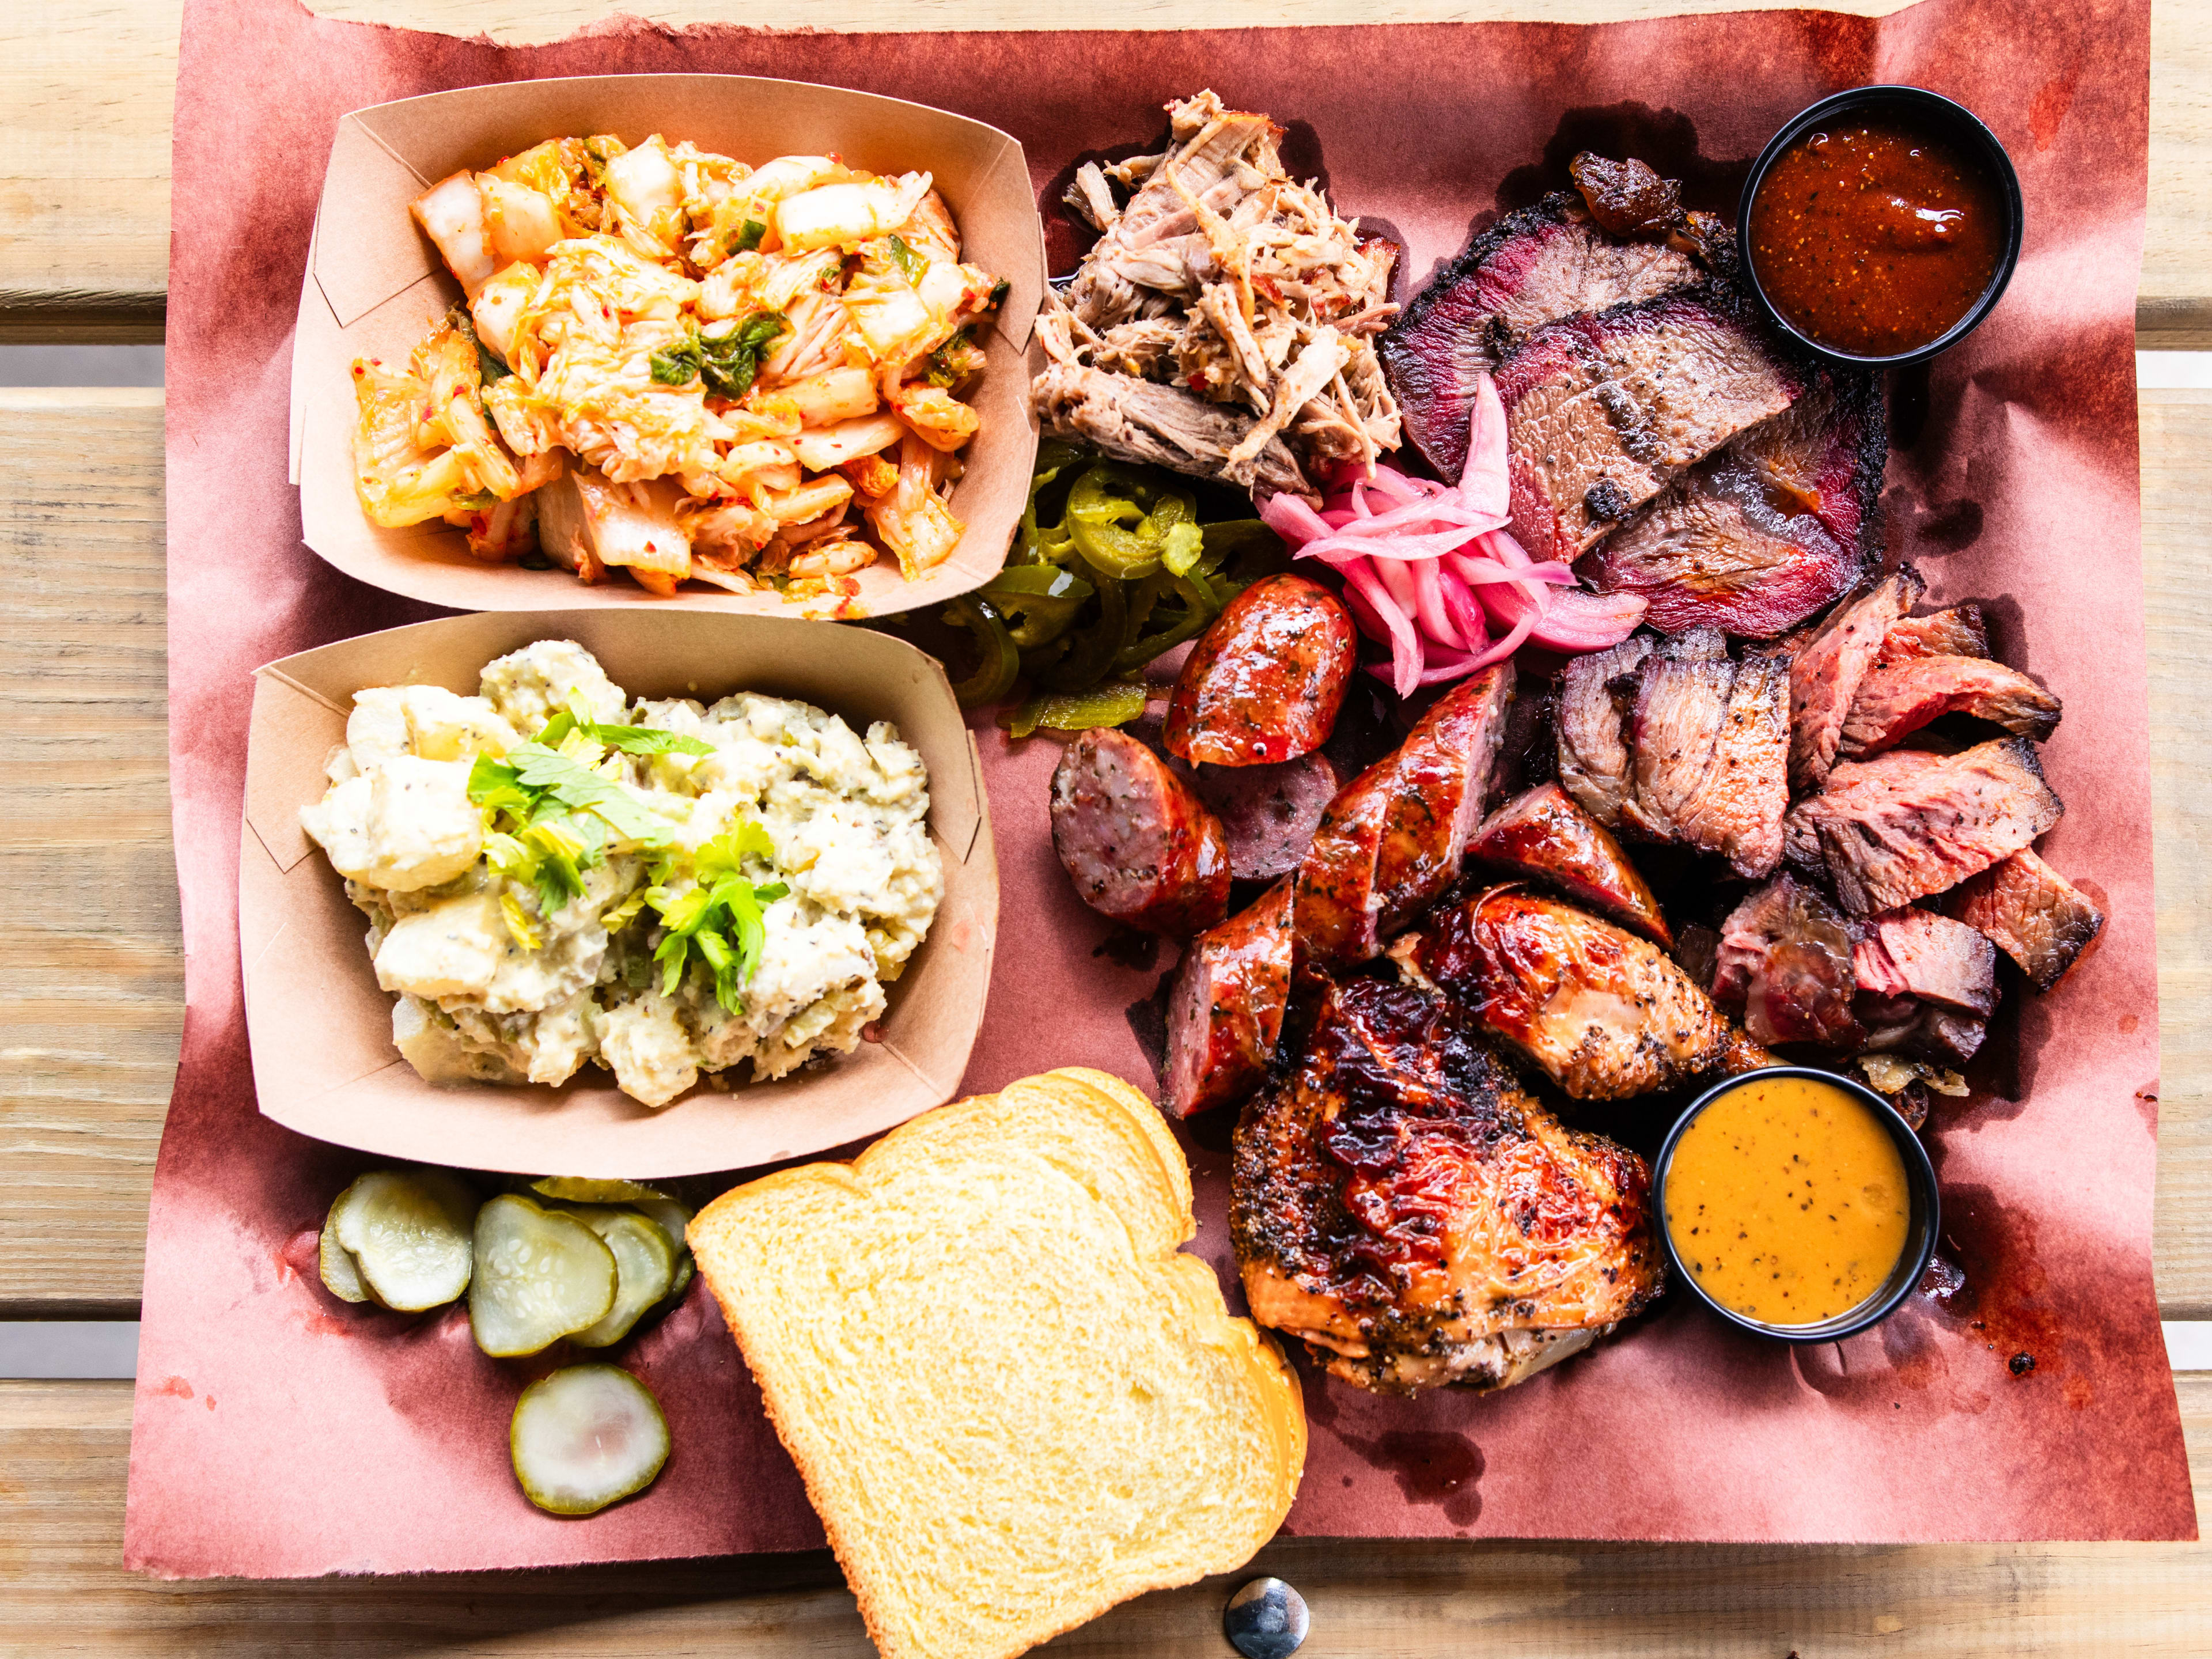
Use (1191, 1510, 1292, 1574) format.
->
(1926, 1180, 2089, 1406)
(2029, 74, 2080, 151)
(1093, 929, 1158, 974)
(1302, 1366, 1486, 1529)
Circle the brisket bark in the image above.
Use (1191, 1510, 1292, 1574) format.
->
(1498, 295, 1802, 563)
(1581, 372, 1884, 638)
(1946, 847, 2107, 992)
(1378, 192, 1702, 479)
(1783, 737, 2063, 914)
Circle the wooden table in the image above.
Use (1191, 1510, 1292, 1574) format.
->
(2, 1, 2206, 1650)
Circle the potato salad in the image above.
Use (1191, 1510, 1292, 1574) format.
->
(351, 133, 1007, 600)
(298, 641, 941, 1108)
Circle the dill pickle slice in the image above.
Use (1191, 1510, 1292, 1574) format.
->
(566, 1208, 675, 1348)
(628, 1195, 692, 1256)
(468, 1195, 618, 1357)
(628, 1195, 696, 1316)
(660, 1251, 695, 1309)
(530, 1176, 664, 1205)
(319, 1215, 373, 1305)
(330, 1169, 477, 1312)
(510, 1363, 671, 1516)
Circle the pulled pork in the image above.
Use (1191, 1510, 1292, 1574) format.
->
(1035, 90, 1401, 498)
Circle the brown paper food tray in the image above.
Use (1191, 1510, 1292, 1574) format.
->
(291, 73, 1046, 618)
(238, 609, 997, 1177)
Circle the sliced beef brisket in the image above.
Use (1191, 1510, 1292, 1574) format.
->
(1783, 737, 2062, 914)
(1852, 908, 1998, 1016)
(1787, 567, 1924, 793)
(1580, 373, 1884, 638)
(1839, 654, 2062, 756)
(1554, 634, 1654, 828)
(1947, 847, 2106, 992)
(1710, 874, 1860, 1048)
(1378, 192, 1702, 479)
(1621, 627, 1791, 877)
(1498, 296, 1802, 562)
(1877, 603, 1990, 666)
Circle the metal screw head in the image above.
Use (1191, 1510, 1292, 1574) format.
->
(1224, 1576, 1309, 1658)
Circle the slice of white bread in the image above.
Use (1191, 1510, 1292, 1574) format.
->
(688, 1066, 1305, 1659)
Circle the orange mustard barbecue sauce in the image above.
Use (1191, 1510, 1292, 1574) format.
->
(1748, 119, 2005, 357)
(1662, 1074, 1911, 1326)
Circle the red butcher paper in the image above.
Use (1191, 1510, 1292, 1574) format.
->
(129, 0, 2187, 1581)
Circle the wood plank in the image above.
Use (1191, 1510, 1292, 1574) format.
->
(3, 0, 2210, 341)
(0, 2, 177, 340)
(2145, 386, 2212, 1316)
(0, 389, 180, 1318)
(2144, 0, 2212, 348)
(0, 381, 2206, 1318)
(0, 1375, 2202, 1653)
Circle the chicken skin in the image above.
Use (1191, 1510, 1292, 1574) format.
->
(1232, 976, 1665, 1393)
(1393, 885, 1771, 1099)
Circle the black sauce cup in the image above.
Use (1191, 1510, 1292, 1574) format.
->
(1737, 85, 2023, 369)
(1653, 1066, 1940, 1343)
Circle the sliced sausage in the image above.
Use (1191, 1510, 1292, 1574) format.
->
(1293, 662, 1515, 967)
(1180, 752, 1341, 881)
(1050, 726, 1231, 936)
(1165, 573, 1356, 766)
(1162, 881, 1295, 1119)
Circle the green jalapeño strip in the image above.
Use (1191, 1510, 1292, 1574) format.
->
(939, 443, 1291, 732)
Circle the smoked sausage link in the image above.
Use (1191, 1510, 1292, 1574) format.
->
(1050, 726, 1232, 936)
(1293, 662, 1516, 967)
(1162, 880, 1296, 1119)
(1180, 751, 1341, 881)
(1165, 573, 1356, 766)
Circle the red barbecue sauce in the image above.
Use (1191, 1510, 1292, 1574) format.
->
(1748, 119, 2005, 358)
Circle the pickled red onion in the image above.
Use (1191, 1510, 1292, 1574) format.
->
(1260, 371, 1645, 693)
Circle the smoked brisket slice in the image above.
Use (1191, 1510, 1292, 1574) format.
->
(1710, 874, 1860, 1048)
(1783, 737, 2063, 915)
(1555, 634, 1653, 829)
(1851, 908, 1998, 1017)
(1621, 627, 1791, 877)
(1378, 192, 1701, 479)
(1877, 604, 1990, 666)
(1788, 567, 1923, 793)
(1499, 295, 1802, 563)
(1839, 654, 2062, 757)
(1947, 847, 2106, 992)
(1581, 372, 1884, 638)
